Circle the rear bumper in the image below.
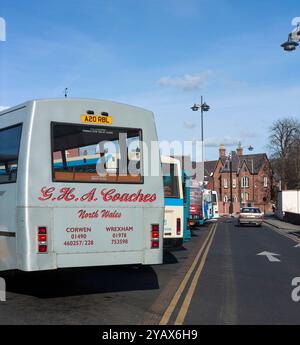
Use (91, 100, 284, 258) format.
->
(56, 251, 163, 268)
(17, 250, 163, 271)
(239, 219, 263, 226)
(163, 238, 183, 249)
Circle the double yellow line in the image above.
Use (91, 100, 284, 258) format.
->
(159, 222, 218, 325)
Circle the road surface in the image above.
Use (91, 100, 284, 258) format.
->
(1, 219, 300, 325)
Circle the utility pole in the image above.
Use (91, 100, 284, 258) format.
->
(229, 154, 233, 215)
(191, 97, 210, 163)
(248, 145, 254, 206)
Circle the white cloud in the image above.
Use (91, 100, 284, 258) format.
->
(158, 71, 212, 91)
(0, 106, 9, 111)
(204, 136, 240, 148)
(239, 130, 259, 139)
(184, 121, 197, 129)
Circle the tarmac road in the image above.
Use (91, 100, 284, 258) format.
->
(1, 219, 299, 325)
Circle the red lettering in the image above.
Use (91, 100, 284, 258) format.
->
(80, 188, 96, 202)
(100, 189, 156, 203)
(57, 188, 76, 202)
(101, 189, 116, 202)
(101, 210, 122, 218)
(38, 187, 55, 201)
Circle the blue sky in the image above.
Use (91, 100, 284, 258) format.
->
(0, 0, 300, 160)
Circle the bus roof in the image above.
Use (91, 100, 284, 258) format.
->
(161, 156, 181, 165)
(0, 98, 153, 117)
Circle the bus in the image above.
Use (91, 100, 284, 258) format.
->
(211, 191, 219, 218)
(161, 156, 184, 248)
(189, 180, 203, 227)
(203, 189, 213, 221)
(0, 99, 164, 272)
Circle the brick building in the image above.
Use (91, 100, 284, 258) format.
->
(204, 144, 273, 215)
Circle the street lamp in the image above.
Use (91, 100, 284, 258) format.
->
(248, 145, 255, 205)
(281, 24, 300, 52)
(228, 153, 234, 216)
(191, 96, 210, 162)
(281, 34, 299, 52)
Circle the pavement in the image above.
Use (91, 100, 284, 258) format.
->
(264, 216, 300, 233)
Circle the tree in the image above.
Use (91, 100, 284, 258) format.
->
(268, 117, 300, 190)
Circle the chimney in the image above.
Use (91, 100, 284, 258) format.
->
(219, 144, 226, 159)
(236, 142, 243, 157)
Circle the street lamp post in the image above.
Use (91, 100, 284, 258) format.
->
(229, 154, 234, 215)
(191, 96, 210, 162)
(248, 145, 254, 205)
(281, 23, 300, 52)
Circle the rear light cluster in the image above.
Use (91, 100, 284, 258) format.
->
(190, 205, 197, 213)
(151, 224, 159, 249)
(38, 226, 48, 253)
(176, 218, 181, 236)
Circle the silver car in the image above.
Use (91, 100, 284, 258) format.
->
(238, 207, 264, 227)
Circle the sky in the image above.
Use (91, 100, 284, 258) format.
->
(0, 0, 300, 161)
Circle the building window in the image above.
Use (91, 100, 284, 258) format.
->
(263, 176, 268, 188)
(233, 195, 238, 203)
(233, 178, 236, 188)
(224, 178, 228, 189)
(241, 192, 249, 203)
(224, 195, 229, 203)
(241, 176, 249, 188)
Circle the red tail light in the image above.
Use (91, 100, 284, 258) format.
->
(38, 234, 47, 242)
(152, 231, 159, 239)
(38, 226, 47, 253)
(38, 245, 47, 253)
(38, 227, 47, 234)
(152, 224, 159, 232)
(151, 224, 159, 249)
(176, 218, 181, 236)
(151, 241, 159, 249)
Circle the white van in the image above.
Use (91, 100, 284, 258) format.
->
(0, 99, 164, 272)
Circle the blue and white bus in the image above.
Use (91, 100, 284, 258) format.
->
(161, 156, 184, 248)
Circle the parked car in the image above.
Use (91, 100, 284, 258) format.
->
(238, 207, 264, 227)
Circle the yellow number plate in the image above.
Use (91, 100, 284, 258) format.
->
(81, 114, 113, 125)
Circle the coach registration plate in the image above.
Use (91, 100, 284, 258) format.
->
(81, 114, 113, 125)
